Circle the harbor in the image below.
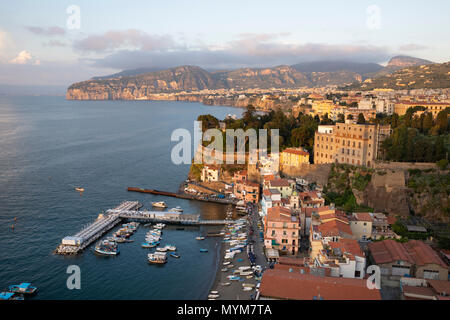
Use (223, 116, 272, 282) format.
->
(55, 201, 236, 255)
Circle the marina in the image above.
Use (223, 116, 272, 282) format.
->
(55, 201, 236, 255)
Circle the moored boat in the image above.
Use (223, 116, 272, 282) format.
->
(169, 206, 183, 212)
(8, 283, 37, 295)
(152, 201, 167, 208)
(141, 241, 159, 248)
(170, 253, 180, 258)
(94, 240, 119, 256)
(148, 252, 167, 264)
(75, 187, 84, 192)
(200, 248, 208, 253)
(156, 247, 168, 252)
(196, 236, 205, 240)
(0, 292, 25, 300)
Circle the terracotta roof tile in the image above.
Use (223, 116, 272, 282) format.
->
(259, 269, 381, 300)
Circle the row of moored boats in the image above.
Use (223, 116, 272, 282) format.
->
(0, 283, 37, 301)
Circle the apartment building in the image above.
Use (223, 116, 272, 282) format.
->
(394, 101, 450, 117)
(264, 207, 301, 255)
(314, 122, 391, 167)
(280, 148, 310, 168)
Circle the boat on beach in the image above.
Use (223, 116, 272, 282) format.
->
(220, 282, 231, 286)
(8, 283, 37, 295)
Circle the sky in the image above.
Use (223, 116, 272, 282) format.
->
(0, 0, 449, 92)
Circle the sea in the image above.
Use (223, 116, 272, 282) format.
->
(0, 96, 243, 299)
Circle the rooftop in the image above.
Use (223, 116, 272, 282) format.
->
(259, 269, 381, 300)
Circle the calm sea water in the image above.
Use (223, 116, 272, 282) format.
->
(0, 96, 242, 299)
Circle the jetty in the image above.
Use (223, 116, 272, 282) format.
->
(127, 187, 237, 205)
(55, 201, 235, 255)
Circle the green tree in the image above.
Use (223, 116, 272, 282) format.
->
(357, 113, 366, 124)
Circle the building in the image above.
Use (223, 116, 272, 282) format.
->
(314, 238, 367, 278)
(258, 269, 381, 300)
(298, 191, 325, 208)
(394, 101, 450, 117)
(264, 207, 301, 255)
(368, 239, 449, 281)
(261, 188, 282, 217)
(280, 148, 310, 169)
(200, 165, 220, 182)
(349, 212, 373, 241)
(375, 99, 395, 115)
(267, 179, 293, 198)
(314, 122, 391, 167)
(311, 99, 336, 117)
(234, 180, 260, 204)
(344, 108, 376, 121)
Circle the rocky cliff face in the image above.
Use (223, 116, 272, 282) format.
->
(66, 64, 366, 100)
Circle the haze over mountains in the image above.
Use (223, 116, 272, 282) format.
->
(67, 56, 446, 99)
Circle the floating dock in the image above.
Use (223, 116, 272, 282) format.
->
(55, 201, 235, 255)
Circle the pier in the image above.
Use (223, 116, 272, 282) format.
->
(55, 201, 235, 255)
(127, 187, 238, 205)
(54, 201, 142, 255)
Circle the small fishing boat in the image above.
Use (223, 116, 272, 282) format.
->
(196, 236, 205, 240)
(94, 240, 119, 256)
(170, 206, 183, 212)
(165, 245, 176, 251)
(200, 248, 208, 253)
(75, 187, 84, 192)
(223, 261, 231, 266)
(156, 247, 168, 252)
(152, 201, 167, 208)
(170, 253, 180, 258)
(0, 292, 24, 300)
(141, 242, 159, 248)
(221, 268, 228, 272)
(220, 282, 231, 286)
(208, 294, 220, 299)
(228, 276, 240, 281)
(210, 291, 219, 294)
(148, 252, 167, 264)
(243, 287, 253, 292)
(143, 223, 152, 227)
(8, 283, 37, 295)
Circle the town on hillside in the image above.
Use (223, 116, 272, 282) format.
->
(183, 90, 450, 300)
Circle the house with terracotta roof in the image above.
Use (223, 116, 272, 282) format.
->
(349, 212, 373, 241)
(264, 207, 301, 255)
(299, 191, 325, 208)
(402, 279, 450, 300)
(280, 147, 310, 169)
(233, 180, 260, 204)
(268, 178, 293, 198)
(309, 212, 353, 260)
(368, 239, 449, 281)
(258, 269, 381, 300)
(314, 238, 366, 278)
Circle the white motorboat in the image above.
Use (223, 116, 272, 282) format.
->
(152, 201, 167, 208)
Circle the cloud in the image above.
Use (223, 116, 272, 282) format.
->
(81, 31, 391, 70)
(398, 44, 428, 51)
(43, 40, 67, 47)
(10, 50, 33, 64)
(25, 26, 66, 36)
(73, 29, 177, 53)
